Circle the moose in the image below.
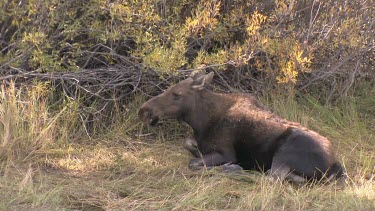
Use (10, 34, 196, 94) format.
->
(139, 71, 346, 183)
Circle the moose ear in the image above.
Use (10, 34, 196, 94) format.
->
(191, 72, 214, 90)
(189, 69, 205, 80)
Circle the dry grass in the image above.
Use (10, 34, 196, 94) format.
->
(0, 83, 374, 210)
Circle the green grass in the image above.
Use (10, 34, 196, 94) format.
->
(0, 83, 374, 210)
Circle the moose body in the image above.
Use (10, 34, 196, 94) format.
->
(139, 72, 345, 183)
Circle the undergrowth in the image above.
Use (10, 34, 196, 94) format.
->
(0, 82, 374, 210)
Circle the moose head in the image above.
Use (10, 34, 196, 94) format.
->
(138, 71, 214, 126)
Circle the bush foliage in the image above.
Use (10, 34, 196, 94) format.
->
(0, 0, 374, 97)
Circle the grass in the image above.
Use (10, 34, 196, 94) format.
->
(0, 82, 374, 210)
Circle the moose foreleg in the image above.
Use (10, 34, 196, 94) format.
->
(188, 151, 237, 170)
(183, 137, 200, 158)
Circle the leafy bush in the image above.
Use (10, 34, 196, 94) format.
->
(0, 0, 373, 99)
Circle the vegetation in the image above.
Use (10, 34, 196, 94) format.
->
(0, 0, 374, 210)
(1, 0, 373, 96)
(0, 82, 374, 210)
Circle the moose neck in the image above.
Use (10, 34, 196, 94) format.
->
(183, 89, 232, 136)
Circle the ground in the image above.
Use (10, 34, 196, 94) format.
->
(0, 90, 374, 210)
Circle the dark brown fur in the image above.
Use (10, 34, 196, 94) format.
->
(139, 72, 346, 183)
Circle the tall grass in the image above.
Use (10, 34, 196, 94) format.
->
(0, 82, 82, 209)
(0, 82, 374, 210)
(0, 82, 82, 162)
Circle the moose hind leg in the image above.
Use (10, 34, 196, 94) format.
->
(270, 159, 307, 184)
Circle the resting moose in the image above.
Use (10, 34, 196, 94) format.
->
(139, 72, 346, 183)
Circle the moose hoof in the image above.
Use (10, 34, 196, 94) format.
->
(222, 163, 244, 173)
(188, 158, 204, 170)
